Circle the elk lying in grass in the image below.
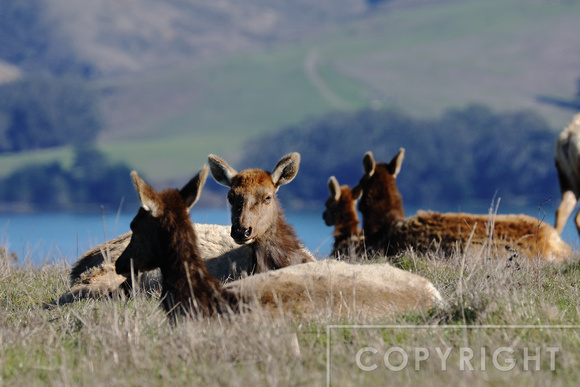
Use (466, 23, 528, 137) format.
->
(50, 172, 254, 306)
(53, 225, 254, 306)
(118, 167, 238, 317)
(121, 166, 443, 319)
(323, 176, 366, 258)
(354, 149, 571, 262)
(52, 155, 316, 306)
(208, 153, 315, 272)
(555, 113, 580, 236)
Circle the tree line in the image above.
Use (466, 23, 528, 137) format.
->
(238, 104, 561, 211)
(0, 101, 566, 212)
(0, 74, 135, 212)
(0, 75, 102, 152)
(0, 147, 136, 212)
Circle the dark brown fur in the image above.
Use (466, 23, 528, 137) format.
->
(353, 149, 405, 253)
(119, 168, 238, 319)
(323, 176, 366, 258)
(354, 150, 571, 261)
(208, 153, 314, 272)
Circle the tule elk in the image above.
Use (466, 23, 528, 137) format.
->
(50, 169, 254, 306)
(323, 176, 366, 259)
(353, 149, 571, 262)
(121, 166, 443, 320)
(208, 153, 315, 272)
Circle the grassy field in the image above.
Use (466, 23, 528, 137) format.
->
(1, 0, 579, 184)
(2, 242, 580, 386)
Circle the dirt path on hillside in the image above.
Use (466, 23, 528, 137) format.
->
(304, 49, 348, 109)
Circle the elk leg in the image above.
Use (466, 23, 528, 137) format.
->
(556, 190, 577, 234)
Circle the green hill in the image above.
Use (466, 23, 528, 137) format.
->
(1, 0, 580, 187)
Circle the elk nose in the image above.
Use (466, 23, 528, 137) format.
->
(115, 256, 128, 276)
(232, 226, 253, 243)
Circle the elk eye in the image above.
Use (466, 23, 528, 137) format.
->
(263, 195, 272, 204)
(227, 192, 235, 205)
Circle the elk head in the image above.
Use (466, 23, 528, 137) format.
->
(115, 166, 209, 277)
(353, 149, 406, 237)
(208, 153, 300, 245)
(323, 176, 362, 227)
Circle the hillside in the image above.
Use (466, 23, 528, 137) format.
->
(239, 105, 561, 210)
(96, 0, 580, 184)
(0, 0, 579, 194)
(41, 0, 367, 77)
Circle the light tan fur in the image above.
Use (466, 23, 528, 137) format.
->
(555, 113, 580, 235)
(225, 260, 443, 317)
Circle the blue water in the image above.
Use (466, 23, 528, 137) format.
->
(0, 208, 335, 265)
(0, 201, 578, 265)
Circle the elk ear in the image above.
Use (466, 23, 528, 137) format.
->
(362, 151, 376, 178)
(327, 176, 341, 202)
(131, 171, 161, 217)
(387, 148, 405, 179)
(208, 154, 237, 188)
(271, 152, 300, 188)
(351, 184, 363, 200)
(180, 165, 209, 211)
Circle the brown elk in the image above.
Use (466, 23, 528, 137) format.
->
(555, 113, 580, 236)
(208, 153, 315, 272)
(354, 149, 571, 262)
(323, 176, 366, 258)
(52, 224, 254, 306)
(121, 167, 443, 319)
(118, 166, 238, 317)
(52, 154, 316, 306)
(51, 193, 256, 306)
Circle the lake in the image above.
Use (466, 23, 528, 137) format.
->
(0, 208, 335, 265)
(0, 201, 578, 266)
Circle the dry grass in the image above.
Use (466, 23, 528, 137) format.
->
(2, 243, 580, 386)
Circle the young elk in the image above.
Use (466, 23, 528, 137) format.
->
(51, 191, 254, 307)
(52, 225, 255, 306)
(354, 149, 571, 262)
(323, 176, 366, 258)
(208, 153, 315, 272)
(555, 113, 580, 236)
(121, 167, 443, 319)
(118, 166, 238, 317)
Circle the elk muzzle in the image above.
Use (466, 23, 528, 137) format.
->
(231, 225, 254, 244)
(115, 247, 133, 277)
(323, 209, 334, 226)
